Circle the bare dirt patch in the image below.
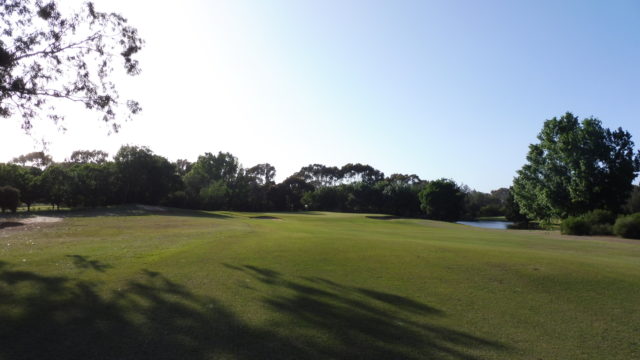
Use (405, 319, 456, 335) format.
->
(21, 216, 64, 224)
(0, 216, 63, 235)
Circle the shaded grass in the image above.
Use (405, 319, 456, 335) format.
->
(0, 209, 638, 359)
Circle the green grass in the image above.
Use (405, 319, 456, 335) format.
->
(0, 209, 639, 360)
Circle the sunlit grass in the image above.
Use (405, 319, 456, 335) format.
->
(0, 209, 638, 359)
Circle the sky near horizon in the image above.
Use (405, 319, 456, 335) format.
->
(1, 0, 639, 192)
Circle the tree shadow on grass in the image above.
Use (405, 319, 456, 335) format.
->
(225, 264, 509, 359)
(0, 259, 508, 360)
(66, 255, 113, 273)
(366, 215, 405, 220)
(0, 221, 25, 229)
(0, 260, 307, 360)
(249, 216, 282, 220)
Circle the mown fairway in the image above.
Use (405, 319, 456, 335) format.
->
(0, 209, 638, 360)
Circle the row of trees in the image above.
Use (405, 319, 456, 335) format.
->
(2, 113, 638, 222)
(1, 147, 514, 220)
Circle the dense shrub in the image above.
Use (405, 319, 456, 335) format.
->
(561, 209, 616, 236)
(613, 213, 640, 239)
(589, 223, 613, 236)
(561, 216, 591, 235)
(0, 186, 21, 213)
(582, 209, 616, 226)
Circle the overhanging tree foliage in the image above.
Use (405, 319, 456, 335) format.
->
(0, 0, 143, 132)
(512, 113, 640, 219)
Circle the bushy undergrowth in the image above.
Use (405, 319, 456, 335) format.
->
(582, 209, 617, 226)
(561, 209, 615, 236)
(561, 216, 591, 235)
(613, 213, 640, 239)
(589, 223, 613, 236)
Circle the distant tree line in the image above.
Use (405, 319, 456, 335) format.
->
(2, 113, 638, 224)
(0, 146, 517, 220)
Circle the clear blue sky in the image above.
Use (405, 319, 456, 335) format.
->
(2, 0, 639, 192)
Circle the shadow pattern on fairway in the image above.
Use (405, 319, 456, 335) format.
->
(225, 264, 507, 359)
(0, 221, 25, 229)
(0, 260, 305, 360)
(66, 255, 113, 272)
(0, 259, 506, 360)
(249, 216, 282, 220)
(366, 215, 404, 220)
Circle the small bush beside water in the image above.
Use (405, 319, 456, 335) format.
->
(613, 213, 640, 239)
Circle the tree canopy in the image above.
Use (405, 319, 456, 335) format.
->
(419, 179, 465, 221)
(0, 0, 143, 132)
(18, 139, 640, 223)
(68, 150, 109, 164)
(512, 112, 640, 219)
(11, 151, 52, 169)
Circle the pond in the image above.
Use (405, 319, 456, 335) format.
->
(456, 220, 513, 230)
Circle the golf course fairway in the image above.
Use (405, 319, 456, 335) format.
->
(0, 209, 638, 359)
